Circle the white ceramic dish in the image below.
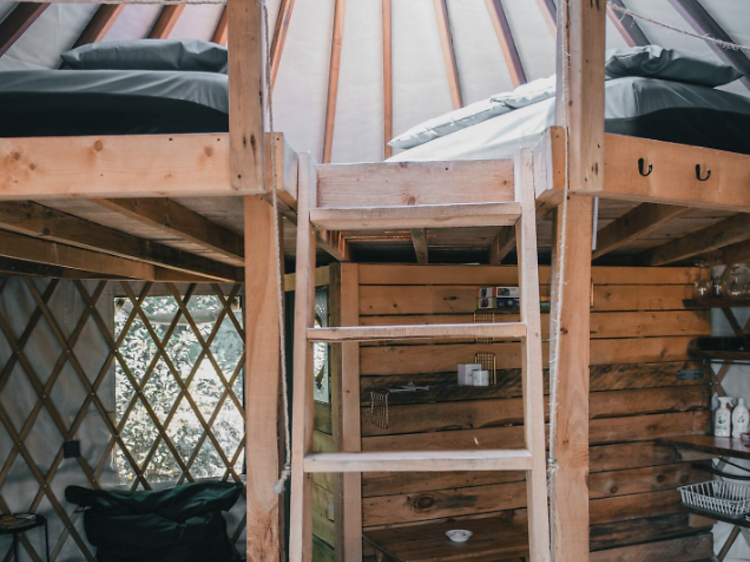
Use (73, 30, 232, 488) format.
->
(445, 529, 473, 543)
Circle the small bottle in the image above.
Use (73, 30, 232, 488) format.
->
(715, 397, 733, 437)
(733, 398, 749, 438)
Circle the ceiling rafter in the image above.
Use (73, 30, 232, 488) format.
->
(0, 2, 49, 58)
(432, 0, 463, 109)
(92, 198, 245, 266)
(410, 228, 428, 264)
(484, 0, 527, 87)
(606, 0, 648, 47)
(382, 0, 393, 159)
(212, 7, 228, 46)
(0, 228, 154, 279)
(667, 0, 750, 91)
(270, 0, 296, 88)
(148, 5, 186, 40)
(592, 203, 691, 260)
(322, 0, 347, 163)
(646, 212, 750, 266)
(71, 4, 125, 48)
(535, 0, 557, 37)
(0, 201, 240, 281)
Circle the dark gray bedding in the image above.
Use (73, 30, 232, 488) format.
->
(0, 69, 229, 136)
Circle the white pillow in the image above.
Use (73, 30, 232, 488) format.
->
(388, 76, 556, 150)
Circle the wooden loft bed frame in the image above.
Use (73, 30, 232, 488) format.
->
(1, 0, 750, 560)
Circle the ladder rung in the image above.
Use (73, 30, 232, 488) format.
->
(303, 450, 533, 473)
(307, 322, 526, 342)
(309, 202, 522, 231)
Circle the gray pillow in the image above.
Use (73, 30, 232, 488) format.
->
(605, 45, 742, 87)
(62, 39, 228, 73)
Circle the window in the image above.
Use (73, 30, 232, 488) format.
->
(113, 292, 244, 486)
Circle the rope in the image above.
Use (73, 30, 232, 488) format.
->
(607, 2, 750, 53)
(259, 0, 292, 496)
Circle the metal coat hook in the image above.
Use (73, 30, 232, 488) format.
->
(696, 164, 711, 181)
(638, 158, 653, 177)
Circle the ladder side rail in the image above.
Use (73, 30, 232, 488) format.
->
(289, 152, 318, 562)
(515, 148, 552, 562)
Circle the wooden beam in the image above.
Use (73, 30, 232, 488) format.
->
(667, 0, 750, 90)
(555, 0, 606, 194)
(330, 263, 362, 562)
(0, 133, 296, 200)
(317, 229, 351, 262)
(289, 152, 316, 562)
(148, 5, 186, 39)
(322, 0, 347, 164)
(244, 197, 283, 562)
(550, 1, 605, 560)
(410, 229, 428, 264)
(317, 159, 515, 208)
(606, 0, 648, 47)
(212, 7, 228, 46)
(0, 229, 154, 279)
(228, 0, 266, 193)
(432, 0, 463, 109)
(0, 3, 49, 58)
(484, 0, 527, 87)
(270, 0, 296, 88)
(93, 198, 245, 266)
(382, 0, 393, 159)
(488, 227, 515, 264)
(592, 203, 691, 260)
(0, 201, 240, 281)
(70, 4, 124, 47)
(536, 0, 557, 37)
(647, 213, 750, 266)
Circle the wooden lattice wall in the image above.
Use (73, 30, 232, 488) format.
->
(0, 277, 246, 562)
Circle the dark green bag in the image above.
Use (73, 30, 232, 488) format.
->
(66, 482, 243, 562)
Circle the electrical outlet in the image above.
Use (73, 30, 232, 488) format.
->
(63, 440, 81, 459)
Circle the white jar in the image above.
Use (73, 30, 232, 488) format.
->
(473, 370, 490, 387)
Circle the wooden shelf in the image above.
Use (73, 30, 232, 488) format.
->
(658, 435, 750, 462)
(684, 298, 750, 309)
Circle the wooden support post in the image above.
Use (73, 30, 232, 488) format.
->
(228, 0, 266, 193)
(330, 263, 362, 562)
(244, 198, 284, 562)
(550, 1, 605, 561)
(290, 153, 317, 562)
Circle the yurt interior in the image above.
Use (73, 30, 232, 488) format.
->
(2, 0, 750, 561)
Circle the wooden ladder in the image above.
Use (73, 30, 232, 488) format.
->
(289, 150, 551, 562)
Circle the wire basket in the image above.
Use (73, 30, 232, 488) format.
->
(679, 480, 750, 519)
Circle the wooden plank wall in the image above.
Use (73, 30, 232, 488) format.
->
(316, 264, 715, 561)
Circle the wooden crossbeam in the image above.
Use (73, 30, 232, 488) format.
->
(485, 0, 527, 87)
(270, 0, 296, 87)
(488, 227, 516, 264)
(70, 4, 124, 48)
(606, 0, 649, 47)
(0, 229, 154, 279)
(667, 0, 750, 90)
(148, 5, 186, 39)
(322, 0, 347, 163)
(0, 2, 49, 58)
(410, 228, 428, 264)
(0, 201, 240, 281)
(382, 0, 393, 159)
(592, 203, 691, 259)
(432, 0, 463, 109)
(92, 198, 245, 266)
(647, 213, 750, 266)
(212, 7, 229, 46)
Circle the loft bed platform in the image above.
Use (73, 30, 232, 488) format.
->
(1, 126, 750, 279)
